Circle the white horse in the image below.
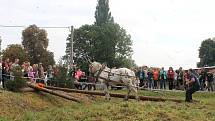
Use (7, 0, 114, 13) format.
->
(89, 61, 139, 100)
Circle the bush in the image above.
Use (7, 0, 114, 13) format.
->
(5, 66, 27, 92)
(66, 68, 75, 89)
(54, 66, 74, 88)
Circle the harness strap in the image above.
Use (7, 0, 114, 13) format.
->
(102, 70, 136, 78)
(92, 66, 137, 88)
(95, 66, 106, 82)
(97, 76, 138, 88)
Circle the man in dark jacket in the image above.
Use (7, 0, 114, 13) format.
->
(206, 72, 214, 91)
(136, 67, 145, 87)
(185, 69, 200, 102)
(199, 68, 207, 90)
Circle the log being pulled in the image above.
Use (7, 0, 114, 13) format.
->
(45, 86, 183, 103)
(28, 83, 82, 103)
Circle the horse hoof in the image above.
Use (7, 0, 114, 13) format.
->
(124, 98, 129, 101)
(136, 98, 140, 101)
(105, 98, 111, 101)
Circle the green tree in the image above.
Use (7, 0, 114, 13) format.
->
(95, 0, 114, 26)
(94, 0, 134, 68)
(95, 23, 133, 68)
(67, 0, 135, 69)
(73, 23, 133, 69)
(2, 44, 29, 64)
(198, 38, 215, 67)
(72, 25, 98, 72)
(39, 51, 55, 70)
(52, 64, 74, 88)
(22, 25, 55, 68)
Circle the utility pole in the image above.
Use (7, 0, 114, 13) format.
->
(66, 26, 74, 69)
(0, 36, 1, 61)
(68, 26, 75, 89)
(0, 36, 2, 83)
(70, 26, 74, 70)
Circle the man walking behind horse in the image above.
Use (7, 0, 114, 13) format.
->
(185, 69, 200, 102)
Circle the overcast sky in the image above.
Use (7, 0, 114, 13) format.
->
(1, 0, 215, 69)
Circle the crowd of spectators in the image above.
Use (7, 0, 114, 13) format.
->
(1, 57, 214, 92)
(0, 58, 95, 90)
(135, 66, 215, 91)
(0, 58, 58, 88)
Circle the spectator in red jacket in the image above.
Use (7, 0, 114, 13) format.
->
(167, 67, 174, 90)
(153, 68, 159, 89)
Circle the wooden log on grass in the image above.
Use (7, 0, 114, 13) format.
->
(45, 86, 183, 103)
(28, 83, 81, 103)
(19, 87, 35, 92)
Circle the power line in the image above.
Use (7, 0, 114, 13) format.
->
(0, 25, 24, 28)
(0, 25, 70, 29)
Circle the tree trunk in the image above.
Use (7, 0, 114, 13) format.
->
(28, 83, 81, 103)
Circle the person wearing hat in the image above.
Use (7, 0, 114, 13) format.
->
(185, 69, 200, 102)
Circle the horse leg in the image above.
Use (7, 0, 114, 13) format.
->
(104, 83, 110, 100)
(133, 87, 139, 101)
(129, 83, 139, 101)
(124, 86, 131, 101)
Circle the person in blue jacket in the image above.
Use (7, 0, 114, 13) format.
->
(159, 67, 167, 89)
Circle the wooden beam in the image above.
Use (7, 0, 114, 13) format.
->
(19, 87, 35, 92)
(45, 86, 183, 103)
(28, 83, 81, 103)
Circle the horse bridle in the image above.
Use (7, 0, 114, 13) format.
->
(89, 64, 106, 82)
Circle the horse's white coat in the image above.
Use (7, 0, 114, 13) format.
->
(89, 62, 139, 100)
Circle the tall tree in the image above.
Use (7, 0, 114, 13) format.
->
(198, 38, 215, 67)
(2, 44, 29, 64)
(73, 23, 133, 69)
(68, 0, 135, 70)
(72, 25, 98, 71)
(39, 51, 55, 69)
(95, 23, 133, 67)
(95, 0, 114, 26)
(22, 25, 55, 68)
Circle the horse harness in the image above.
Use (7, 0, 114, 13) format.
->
(94, 66, 136, 85)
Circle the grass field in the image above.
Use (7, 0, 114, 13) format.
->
(0, 89, 215, 121)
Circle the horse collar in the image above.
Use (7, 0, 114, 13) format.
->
(95, 66, 105, 82)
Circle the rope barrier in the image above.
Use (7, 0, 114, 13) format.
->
(2, 74, 45, 80)
(1, 73, 127, 88)
(1, 71, 138, 89)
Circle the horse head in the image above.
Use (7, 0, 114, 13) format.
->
(89, 61, 102, 73)
(89, 61, 108, 74)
